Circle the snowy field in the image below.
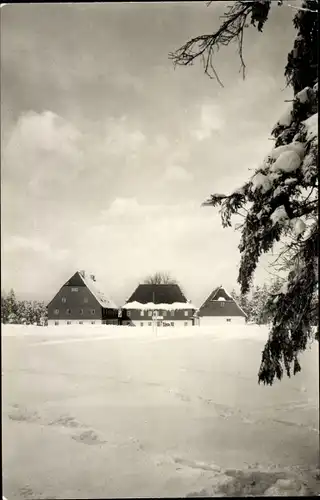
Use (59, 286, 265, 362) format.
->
(2, 324, 319, 498)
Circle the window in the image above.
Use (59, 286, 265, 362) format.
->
(184, 310, 189, 317)
(67, 321, 71, 325)
(140, 322, 144, 327)
(140, 310, 144, 317)
(91, 321, 95, 325)
(84, 297, 89, 303)
(154, 311, 159, 317)
(148, 311, 152, 317)
(148, 322, 152, 326)
(62, 297, 67, 303)
(171, 310, 174, 317)
(54, 321, 59, 326)
(91, 309, 95, 315)
(226, 318, 231, 322)
(171, 322, 174, 327)
(79, 309, 84, 315)
(66, 309, 71, 315)
(157, 321, 161, 327)
(54, 309, 59, 315)
(184, 322, 188, 327)
(127, 310, 131, 317)
(71, 287, 78, 292)
(162, 310, 167, 317)
(79, 321, 83, 325)
(220, 302, 225, 308)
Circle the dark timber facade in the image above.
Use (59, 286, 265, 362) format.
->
(122, 283, 196, 327)
(197, 286, 247, 325)
(47, 271, 119, 325)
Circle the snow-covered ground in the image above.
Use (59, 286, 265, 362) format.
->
(2, 324, 319, 498)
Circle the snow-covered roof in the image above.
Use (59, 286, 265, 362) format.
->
(79, 272, 117, 309)
(198, 286, 247, 318)
(209, 286, 233, 301)
(123, 301, 196, 311)
(125, 283, 191, 307)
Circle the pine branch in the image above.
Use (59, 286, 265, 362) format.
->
(169, 1, 271, 84)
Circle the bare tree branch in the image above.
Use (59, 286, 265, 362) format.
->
(169, 1, 272, 85)
(143, 272, 177, 285)
(169, 3, 253, 85)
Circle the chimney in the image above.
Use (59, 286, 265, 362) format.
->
(90, 274, 96, 282)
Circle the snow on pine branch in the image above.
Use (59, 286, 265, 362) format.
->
(303, 112, 318, 141)
(291, 217, 306, 236)
(270, 150, 302, 174)
(258, 223, 318, 383)
(274, 85, 317, 129)
(203, 79, 317, 299)
(270, 206, 288, 225)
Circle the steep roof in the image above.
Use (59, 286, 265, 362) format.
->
(48, 271, 117, 309)
(198, 285, 247, 318)
(78, 272, 117, 309)
(126, 283, 188, 305)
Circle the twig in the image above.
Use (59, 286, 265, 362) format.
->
(169, 2, 252, 85)
(286, 3, 318, 13)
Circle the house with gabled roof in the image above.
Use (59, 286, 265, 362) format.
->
(122, 283, 197, 327)
(197, 285, 247, 325)
(47, 270, 119, 326)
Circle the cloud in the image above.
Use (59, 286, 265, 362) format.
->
(163, 165, 193, 182)
(1, 2, 297, 303)
(2, 111, 83, 190)
(2, 196, 245, 304)
(192, 103, 225, 141)
(2, 235, 70, 262)
(1, 234, 71, 300)
(103, 116, 146, 155)
(63, 198, 243, 305)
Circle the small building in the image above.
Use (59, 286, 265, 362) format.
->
(197, 285, 247, 325)
(123, 283, 196, 327)
(47, 271, 119, 326)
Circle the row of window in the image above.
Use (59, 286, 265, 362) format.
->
(54, 321, 96, 325)
(139, 321, 189, 327)
(126, 310, 190, 317)
(61, 296, 89, 304)
(59, 297, 192, 316)
(54, 308, 95, 315)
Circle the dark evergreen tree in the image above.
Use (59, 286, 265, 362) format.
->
(170, 0, 318, 384)
(257, 278, 283, 325)
(32, 300, 47, 326)
(231, 287, 252, 321)
(250, 286, 263, 324)
(1, 291, 48, 326)
(6, 289, 19, 324)
(1, 291, 8, 324)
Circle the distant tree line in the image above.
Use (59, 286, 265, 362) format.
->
(231, 279, 318, 327)
(1, 289, 47, 326)
(2, 283, 317, 330)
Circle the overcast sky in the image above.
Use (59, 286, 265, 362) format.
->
(1, 2, 298, 306)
